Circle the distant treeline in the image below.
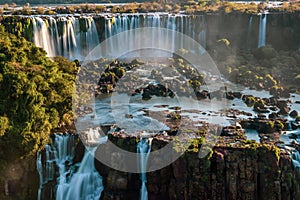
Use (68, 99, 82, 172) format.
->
(0, 0, 286, 6)
(0, 0, 144, 5)
(0, 0, 142, 5)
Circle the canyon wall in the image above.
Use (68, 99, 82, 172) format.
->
(95, 133, 300, 200)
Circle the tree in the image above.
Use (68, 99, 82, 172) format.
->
(0, 25, 76, 164)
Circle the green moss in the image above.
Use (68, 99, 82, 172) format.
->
(217, 38, 230, 47)
(172, 137, 205, 153)
(275, 120, 284, 130)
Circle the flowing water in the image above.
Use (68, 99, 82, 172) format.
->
(32, 16, 99, 60)
(31, 11, 300, 199)
(29, 13, 272, 59)
(37, 134, 104, 200)
(247, 15, 253, 50)
(258, 14, 267, 48)
(137, 139, 152, 200)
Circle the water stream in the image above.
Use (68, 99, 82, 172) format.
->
(37, 134, 104, 200)
(137, 138, 152, 200)
(258, 14, 267, 48)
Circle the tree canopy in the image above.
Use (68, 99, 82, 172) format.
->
(0, 25, 77, 166)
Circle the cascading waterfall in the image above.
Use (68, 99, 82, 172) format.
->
(57, 147, 103, 200)
(247, 15, 253, 50)
(31, 14, 206, 60)
(292, 151, 300, 170)
(37, 134, 76, 200)
(31, 16, 100, 60)
(137, 138, 153, 200)
(37, 134, 103, 200)
(292, 138, 300, 171)
(32, 17, 56, 57)
(102, 14, 206, 57)
(258, 14, 267, 48)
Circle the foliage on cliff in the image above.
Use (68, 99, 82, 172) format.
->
(0, 25, 77, 165)
(1, 1, 300, 15)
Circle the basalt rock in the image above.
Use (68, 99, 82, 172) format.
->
(290, 110, 299, 118)
(221, 125, 244, 136)
(0, 156, 39, 200)
(240, 118, 288, 133)
(95, 133, 300, 200)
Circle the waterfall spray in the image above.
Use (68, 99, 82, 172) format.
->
(137, 138, 153, 200)
(258, 14, 267, 48)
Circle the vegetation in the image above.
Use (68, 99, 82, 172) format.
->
(0, 25, 77, 166)
(1, 1, 300, 15)
(216, 45, 300, 95)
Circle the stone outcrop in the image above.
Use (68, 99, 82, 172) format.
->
(95, 133, 300, 200)
(0, 156, 39, 200)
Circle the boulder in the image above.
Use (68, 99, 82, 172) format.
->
(289, 110, 298, 118)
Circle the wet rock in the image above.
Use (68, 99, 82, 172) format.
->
(225, 92, 235, 100)
(269, 112, 279, 119)
(167, 111, 181, 120)
(232, 91, 242, 99)
(276, 100, 289, 110)
(254, 100, 269, 113)
(291, 121, 300, 130)
(221, 126, 244, 136)
(142, 90, 152, 100)
(196, 90, 210, 100)
(269, 106, 279, 111)
(142, 83, 175, 100)
(278, 106, 291, 116)
(243, 95, 256, 107)
(257, 114, 267, 119)
(276, 100, 290, 116)
(125, 114, 133, 119)
(270, 86, 290, 98)
(289, 110, 298, 118)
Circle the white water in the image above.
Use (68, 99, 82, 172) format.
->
(32, 16, 99, 60)
(56, 148, 103, 200)
(31, 14, 206, 60)
(32, 17, 56, 57)
(247, 15, 253, 50)
(292, 143, 300, 170)
(37, 134, 104, 200)
(258, 14, 267, 48)
(137, 138, 152, 200)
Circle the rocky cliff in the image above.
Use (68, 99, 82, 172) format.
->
(95, 132, 300, 200)
(0, 156, 39, 200)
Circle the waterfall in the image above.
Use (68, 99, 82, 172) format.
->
(137, 138, 152, 200)
(258, 14, 267, 48)
(37, 134, 103, 200)
(247, 15, 253, 50)
(31, 16, 100, 60)
(291, 135, 300, 171)
(32, 17, 56, 57)
(99, 14, 207, 58)
(292, 149, 300, 171)
(57, 148, 103, 200)
(30, 14, 207, 60)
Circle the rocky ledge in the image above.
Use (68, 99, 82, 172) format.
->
(95, 131, 300, 200)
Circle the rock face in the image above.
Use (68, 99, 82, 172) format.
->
(95, 134, 300, 200)
(0, 156, 39, 200)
